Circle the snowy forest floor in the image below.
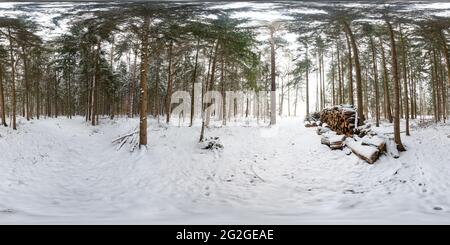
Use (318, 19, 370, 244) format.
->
(0, 116, 449, 224)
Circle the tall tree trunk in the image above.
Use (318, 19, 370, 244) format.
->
(400, 28, 410, 136)
(431, 51, 438, 122)
(8, 28, 17, 130)
(22, 46, 30, 121)
(318, 50, 323, 109)
(294, 82, 298, 116)
(387, 20, 405, 152)
(0, 65, 7, 127)
(270, 27, 277, 125)
(200, 41, 218, 142)
(305, 44, 309, 116)
(55, 71, 59, 118)
(205, 42, 219, 127)
(165, 40, 174, 124)
(440, 30, 450, 85)
(129, 49, 137, 118)
(221, 51, 226, 125)
(153, 47, 160, 118)
(190, 39, 199, 127)
(337, 42, 343, 104)
(36, 65, 41, 120)
(343, 20, 364, 121)
(331, 52, 335, 105)
(380, 36, 393, 123)
(91, 42, 100, 126)
(345, 31, 354, 106)
(139, 17, 150, 147)
(370, 36, 380, 127)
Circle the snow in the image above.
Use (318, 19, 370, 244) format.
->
(1, 117, 450, 224)
(345, 138, 379, 159)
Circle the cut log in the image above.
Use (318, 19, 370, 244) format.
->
(361, 135, 386, 152)
(319, 105, 361, 136)
(321, 132, 346, 150)
(345, 138, 380, 164)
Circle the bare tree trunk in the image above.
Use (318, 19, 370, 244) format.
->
(337, 42, 343, 104)
(370, 36, 380, 127)
(441, 30, 450, 86)
(36, 66, 41, 120)
(387, 20, 405, 152)
(343, 20, 364, 121)
(321, 51, 325, 108)
(306, 44, 310, 116)
(200, 41, 219, 142)
(318, 50, 323, 109)
(153, 46, 160, 119)
(91, 42, 100, 126)
(8, 27, 17, 130)
(190, 39, 199, 127)
(0, 65, 7, 127)
(380, 36, 393, 123)
(345, 31, 354, 106)
(165, 40, 174, 124)
(129, 49, 137, 118)
(139, 17, 150, 147)
(22, 46, 31, 121)
(270, 27, 276, 125)
(431, 51, 438, 122)
(400, 28, 410, 136)
(294, 82, 298, 116)
(221, 52, 226, 125)
(331, 52, 335, 105)
(279, 77, 284, 116)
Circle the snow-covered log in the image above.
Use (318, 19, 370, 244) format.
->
(345, 138, 380, 164)
(321, 132, 346, 150)
(361, 135, 386, 152)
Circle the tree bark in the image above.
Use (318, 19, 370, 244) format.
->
(22, 46, 30, 121)
(336, 42, 343, 104)
(139, 17, 150, 147)
(165, 40, 174, 124)
(370, 36, 380, 127)
(8, 27, 17, 130)
(344, 31, 354, 106)
(387, 20, 405, 151)
(91, 42, 100, 126)
(190, 39, 200, 127)
(380, 36, 393, 123)
(270, 27, 277, 125)
(441, 30, 450, 87)
(343, 20, 364, 121)
(0, 65, 7, 127)
(305, 44, 310, 116)
(400, 28, 410, 136)
(200, 41, 218, 142)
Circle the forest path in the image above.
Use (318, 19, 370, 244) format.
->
(0, 117, 450, 224)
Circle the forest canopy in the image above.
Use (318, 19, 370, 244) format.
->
(0, 1, 449, 149)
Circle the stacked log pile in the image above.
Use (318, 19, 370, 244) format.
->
(304, 112, 321, 127)
(319, 105, 360, 136)
(310, 108, 401, 164)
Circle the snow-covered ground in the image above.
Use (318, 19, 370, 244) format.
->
(0, 116, 449, 224)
